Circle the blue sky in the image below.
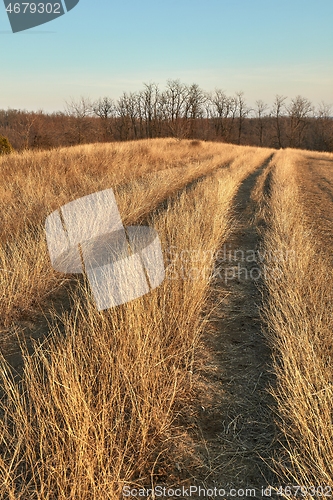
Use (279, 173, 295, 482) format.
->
(0, 0, 332, 112)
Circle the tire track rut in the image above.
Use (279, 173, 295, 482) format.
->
(188, 156, 279, 496)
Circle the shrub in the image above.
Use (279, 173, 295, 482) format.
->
(190, 140, 202, 147)
(0, 135, 14, 155)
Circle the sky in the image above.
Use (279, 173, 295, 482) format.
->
(0, 0, 332, 113)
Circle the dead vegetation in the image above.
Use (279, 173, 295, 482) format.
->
(1, 139, 333, 498)
(0, 139, 262, 498)
(260, 148, 333, 494)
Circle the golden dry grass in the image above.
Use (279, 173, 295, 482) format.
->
(0, 139, 267, 498)
(4, 139, 332, 497)
(0, 139, 237, 329)
(260, 148, 333, 493)
(0, 139, 333, 500)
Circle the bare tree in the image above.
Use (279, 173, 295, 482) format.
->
(235, 91, 250, 145)
(139, 83, 160, 138)
(183, 83, 206, 138)
(93, 96, 115, 141)
(318, 101, 332, 120)
(210, 89, 231, 140)
(185, 84, 206, 119)
(287, 95, 313, 148)
(126, 92, 140, 139)
(314, 101, 333, 151)
(272, 95, 287, 148)
(21, 112, 38, 149)
(65, 96, 92, 119)
(65, 96, 93, 144)
(115, 92, 136, 140)
(162, 79, 188, 138)
(255, 99, 269, 146)
(164, 80, 186, 121)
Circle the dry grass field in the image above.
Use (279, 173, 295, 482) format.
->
(0, 138, 332, 499)
(260, 149, 333, 492)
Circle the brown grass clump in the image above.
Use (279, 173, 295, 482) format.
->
(0, 140, 266, 498)
(260, 149, 333, 492)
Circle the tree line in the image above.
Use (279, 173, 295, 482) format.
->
(0, 80, 332, 152)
